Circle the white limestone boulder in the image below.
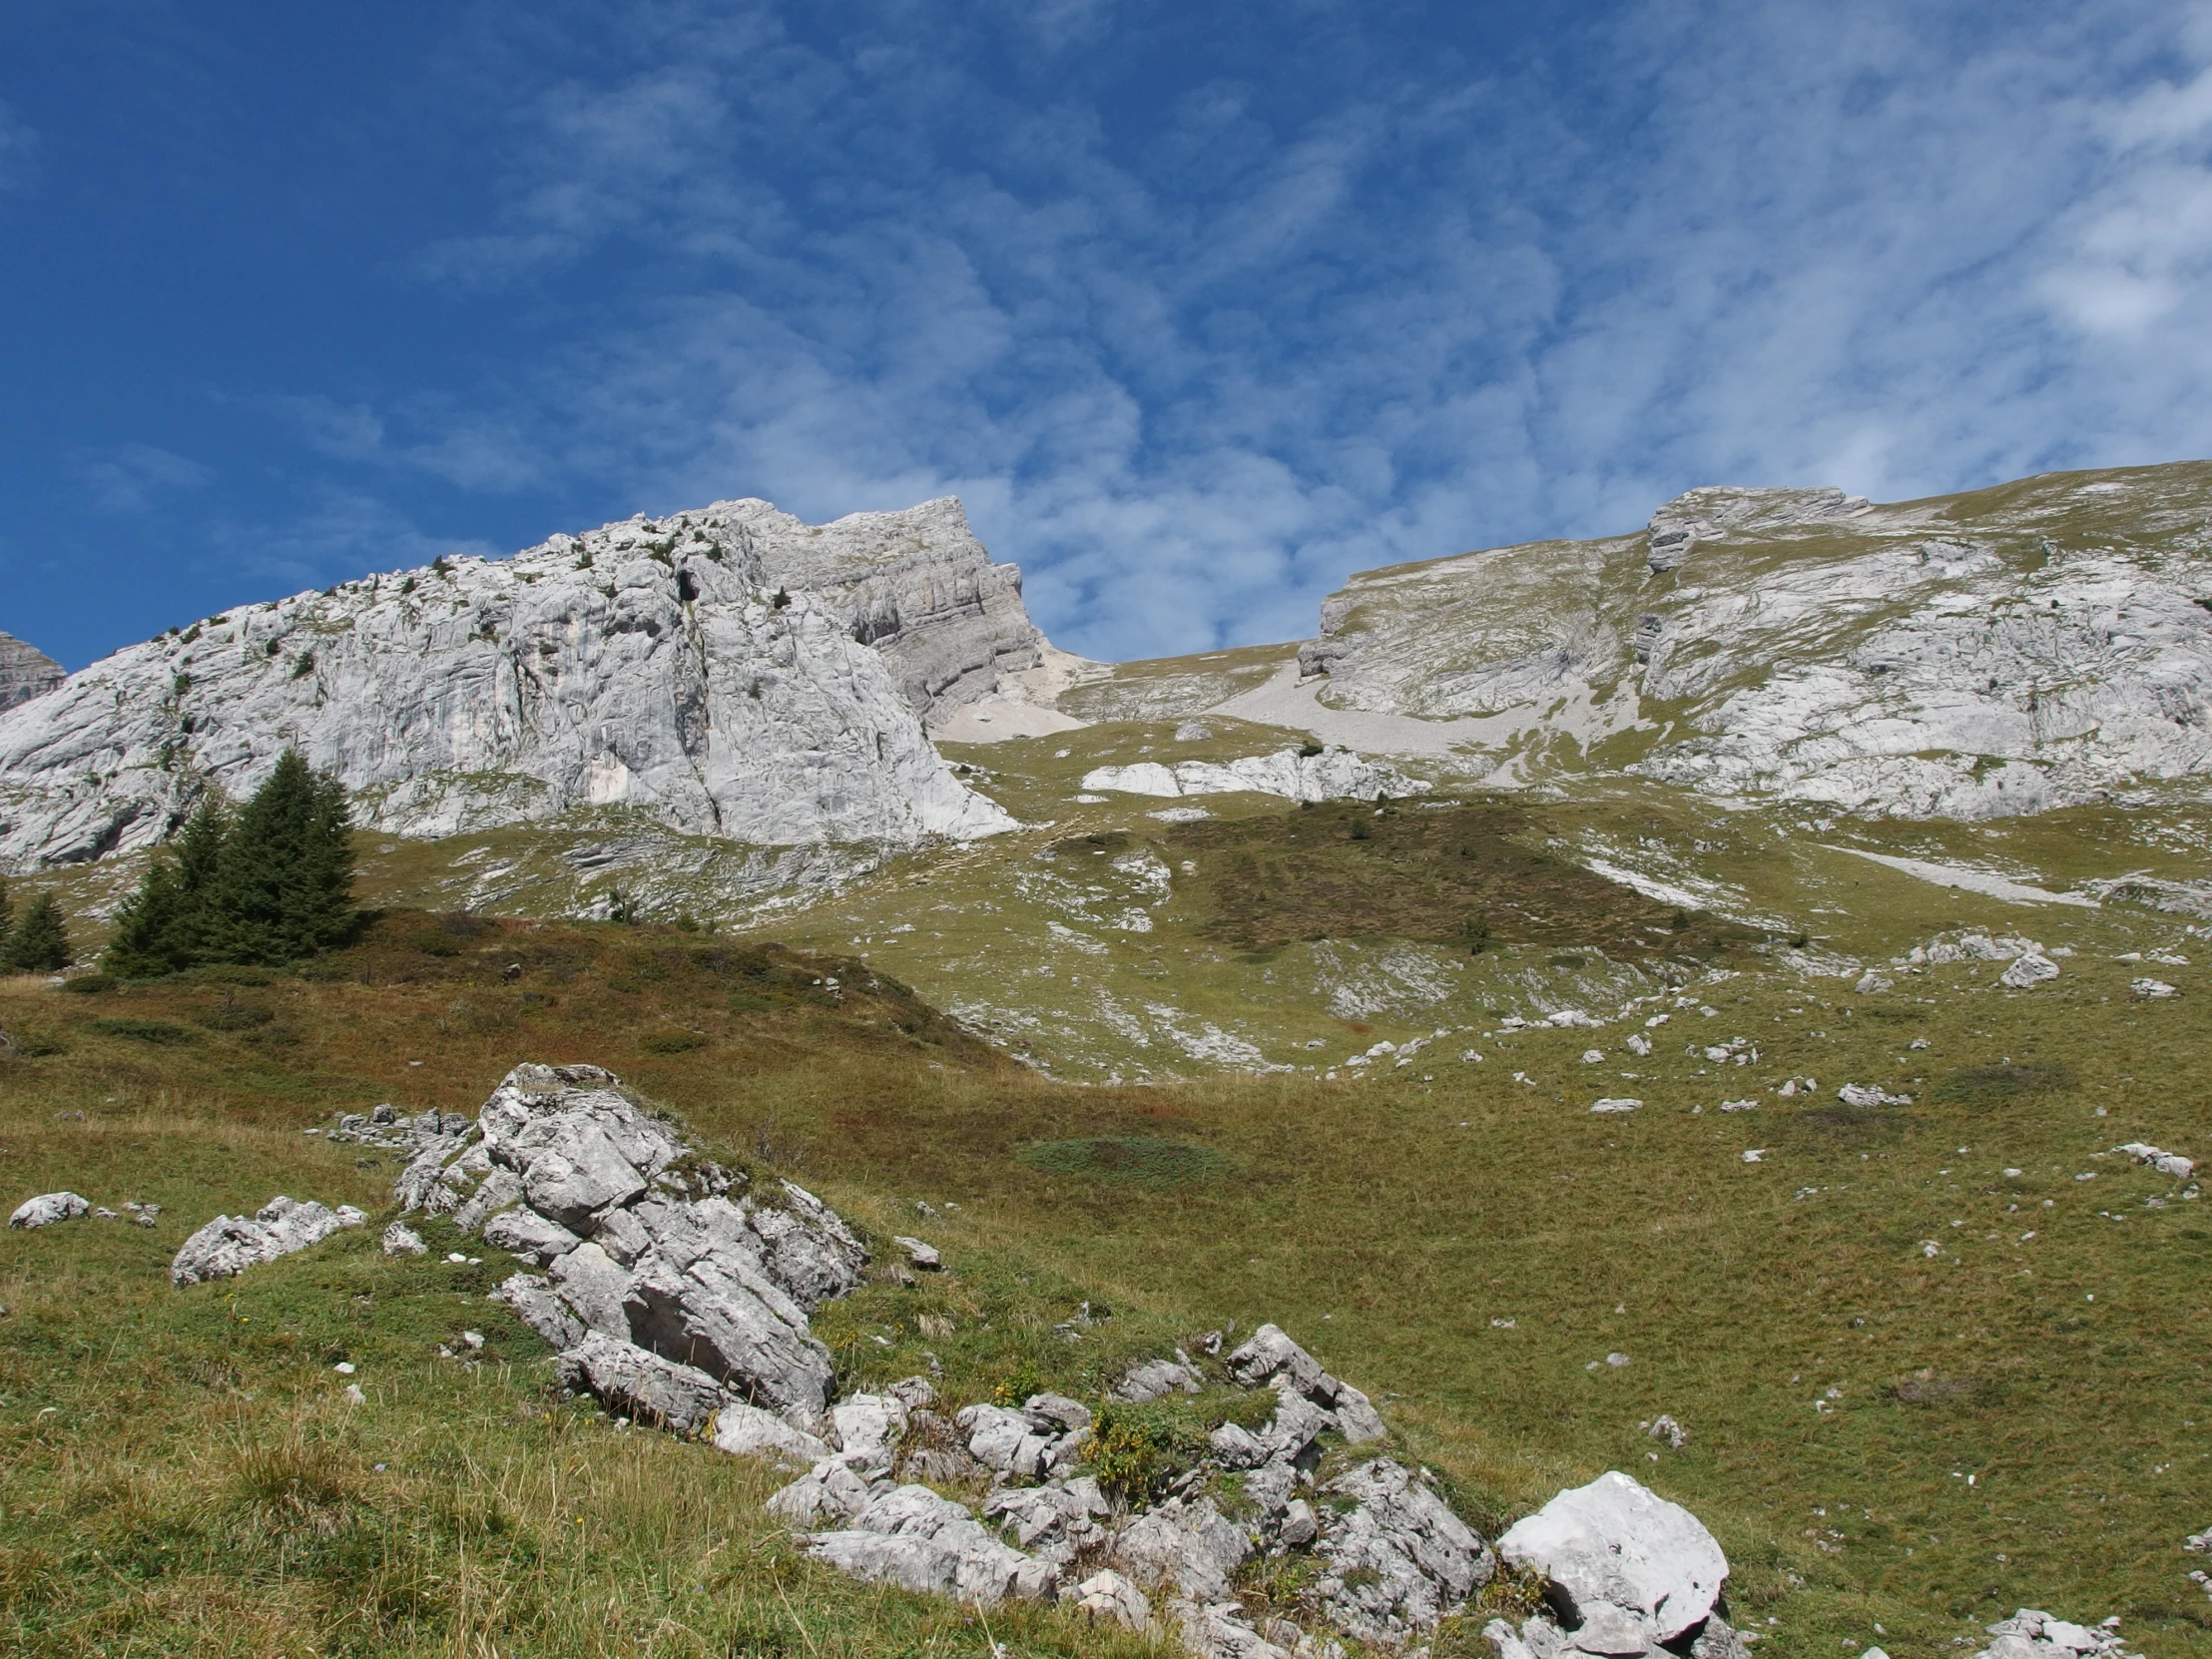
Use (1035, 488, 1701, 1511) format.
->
(1496, 1471, 1728, 1643)
(170, 1196, 365, 1287)
(9, 1191, 90, 1229)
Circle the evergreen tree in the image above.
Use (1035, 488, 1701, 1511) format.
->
(105, 800, 227, 977)
(0, 873, 12, 946)
(4, 892, 73, 972)
(206, 751, 360, 964)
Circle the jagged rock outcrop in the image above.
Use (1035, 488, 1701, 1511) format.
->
(733, 496, 1045, 720)
(170, 1196, 367, 1286)
(1287, 462, 2212, 819)
(0, 502, 1016, 871)
(0, 632, 62, 714)
(400, 1062, 866, 1428)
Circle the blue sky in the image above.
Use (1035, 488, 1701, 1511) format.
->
(4, 0, 2210, 670)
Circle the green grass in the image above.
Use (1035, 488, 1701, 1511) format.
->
(4, 904, 2209, 1654)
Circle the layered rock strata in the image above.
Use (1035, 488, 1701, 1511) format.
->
(0, 501, 1016, 871)
(733, 495, 1046, 720)
(0, 631, 62, 714)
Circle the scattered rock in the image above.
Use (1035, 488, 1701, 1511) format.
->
(711, 1398, 834, 1468)
(171, 1196, 367, 1287)
(380, 1221, 427, 1256)
(8, 1191, 90, 1230)
(1113, 1354, 1204, 1402)
(1645, 1414, 1688, 1449)
(2116, 1142, 2194, 1180)
(1591, 1098, 1643, 1114)
(1969, 1609, 2140, 1658)
(1837, 1083, 1911, 1107)
(1998, 952, 2060, 989)
(892, 1236, 943, 1271)
(1073, 1568, 1152, 1629)
(2132, 977, 2179, 998)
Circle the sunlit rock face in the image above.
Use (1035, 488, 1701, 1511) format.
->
(0, 501, 1018, 870)
(1297, 464, 2212, 818)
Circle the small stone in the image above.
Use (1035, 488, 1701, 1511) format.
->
(333, 1362, 355, 1374)
(1590, 1098, 1643, 1114)
(381, 1222, 427, 1256)
(461, 1330, 485, 1350)
(1998, 952, 2059, 989)
(342, 1382, 366, 1405)
(892, 1236, 943, 1271)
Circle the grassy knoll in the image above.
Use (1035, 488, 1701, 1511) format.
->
(2, 911, 2209, 1655)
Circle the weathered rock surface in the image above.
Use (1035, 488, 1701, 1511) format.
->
(0, 500, 1015, 872)
(1081, 749, 1426, 805)
(735, 495, 1045, 721)
(0, 632, 63, 714)
(1497, 1470, 1728, 1644)
(170, 1196, 367, 1286)
(1287, 462, 2212, 819)
(9, 1191, 90, 1229)
(403, 1062, 865, 1428)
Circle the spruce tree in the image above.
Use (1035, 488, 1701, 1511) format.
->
(0, 873, 11, 947)
(105, 800, 227, 977)
(4, 892, 73, 972)
(207, 751, 359, 964)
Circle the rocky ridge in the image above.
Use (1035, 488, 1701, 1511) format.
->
(0, 499, 1021, 872)
(366, 1061, 1766, 1657)
(1285, 464, 2212, 819)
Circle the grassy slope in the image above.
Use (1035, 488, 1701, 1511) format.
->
(3, 908, 2209, 1656)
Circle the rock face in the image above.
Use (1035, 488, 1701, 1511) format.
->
(0, 500, 1018, 871)
(401, 1062, 866, 1427)
(170, 1196, 367, 1286)
(734, 496, 1045, 720)
(0, 632, 62, 714)
(1292, 462, 2212, 819)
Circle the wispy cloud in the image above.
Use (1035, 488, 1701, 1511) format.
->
(71, 443, 213, 514)
(283, 0, 2212, 659)
(0, 99, 39, 196)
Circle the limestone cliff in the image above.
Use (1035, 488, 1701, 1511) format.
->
(1294, 463, 2212, 818)
(729, 496, 1044, 720)
(0, 504, 1016, 871)
(0, 631, 62, 714)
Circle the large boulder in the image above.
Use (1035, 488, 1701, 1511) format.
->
(1497, 1471, 1728, 1644)
(9, 1191, 90, 1229)
(171, 1196, 366, 1287)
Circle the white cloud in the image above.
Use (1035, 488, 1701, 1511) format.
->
(327, 0, 2212, 660)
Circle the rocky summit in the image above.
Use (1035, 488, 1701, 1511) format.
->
(0, 498, 1024, 869)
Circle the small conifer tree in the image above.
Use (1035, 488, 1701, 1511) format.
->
(105, 800, 227, 977)
(0, 873, 11, 945)
(4, 892, 73, 972)
(206, 751, 360, 964)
